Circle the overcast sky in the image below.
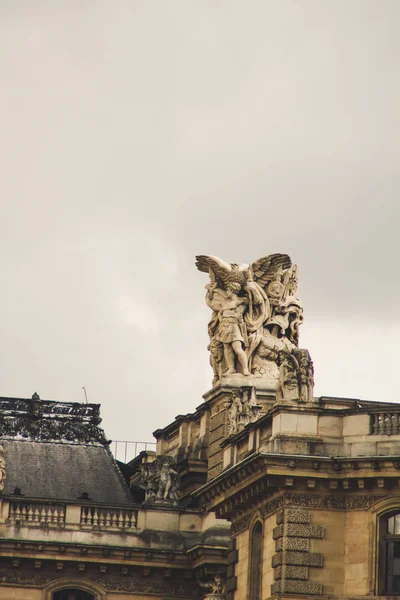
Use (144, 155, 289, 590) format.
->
(1, 1, 400, 454)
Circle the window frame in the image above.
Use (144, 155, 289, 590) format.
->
(43, 579, 106, 600)
(378, 510, 400, 595)
(248, 519, 263, 600)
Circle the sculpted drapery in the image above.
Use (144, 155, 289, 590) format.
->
(196, 254, 304, 386)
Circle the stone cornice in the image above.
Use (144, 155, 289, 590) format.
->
(194, 451, 400, 517)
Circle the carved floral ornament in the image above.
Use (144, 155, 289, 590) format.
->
(196, 254, 313, 401)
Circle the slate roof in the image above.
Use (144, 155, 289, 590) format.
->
(0, 396, 133, 505)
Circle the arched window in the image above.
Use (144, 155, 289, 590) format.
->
(379, 511, 400, 594)
(249, 520, 263, 600)
(53, 591, 95, 600)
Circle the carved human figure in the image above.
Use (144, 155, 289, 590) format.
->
(140, 463, 157, 501)
(140, 457, 179, 505)
(226, 388, 262, 435)
(276, 352, 300, 403)
(214, 283, 250, 376)
(276, 350, 314, 403)
(226, 392, 242, 436)
(196, 254, 304, 385)
(157, 457, 178, 503)
(197, 574, 226, 599)
(294, 349, 314, 403)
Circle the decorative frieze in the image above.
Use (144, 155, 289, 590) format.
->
(260, 492, 386, 518)
(97, 577, 197, 596)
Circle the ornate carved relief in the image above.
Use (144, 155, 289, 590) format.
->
(260, 493, 386, 518)
(97, 577, 197, 596)
(225, 388, 261, 436)
(198, 574, 226, 600)
(231, 512, 253, 535)
(139, 456, 179, 504)
(276, 349, 314, 403)
(0, 398, 107, 445)
(0, 572, 52, 585)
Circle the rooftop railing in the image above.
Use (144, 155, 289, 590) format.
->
(111, 440, 156, 463)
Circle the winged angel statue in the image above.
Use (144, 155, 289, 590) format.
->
(196, 254, 303, 385)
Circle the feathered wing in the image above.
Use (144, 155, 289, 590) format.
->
(251, 253, 292, 288)
(195, 255, 232, 289)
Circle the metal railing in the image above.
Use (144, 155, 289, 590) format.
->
(111, 440, 156, 463)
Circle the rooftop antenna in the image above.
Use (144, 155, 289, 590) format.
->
(82, 386, 88, 404)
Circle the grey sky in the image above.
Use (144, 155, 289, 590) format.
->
(1, 1, 400, 447)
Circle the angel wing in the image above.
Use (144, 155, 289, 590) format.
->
(195, 255, 232, 289)
(251, 254, 292, 288)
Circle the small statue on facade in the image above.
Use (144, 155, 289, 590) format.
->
(139, 456, 179, 505)
(156, 456, 178, 503)
(225, 388, 262, 436)
(0, 446, 6, 492)
(196, 254, 304, 386)
(276, 349, 314, 403)
(197, 574, 226, 600)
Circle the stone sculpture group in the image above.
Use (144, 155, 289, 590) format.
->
(225, 387, 261, 436)
(139, 456, 178, 505)
(196, 253, 314, 402)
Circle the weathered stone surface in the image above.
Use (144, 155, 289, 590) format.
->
(272, 580, 323, 595)
(286, 509, 311, 524)
(275, 537, 310, 552)
(272, 524, 284, 540)
(274, 566, 308, 580)
(272, 552, 324, 567)
(287, 523, 325, 539)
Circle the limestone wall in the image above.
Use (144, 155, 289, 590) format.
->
(311, 509, 345, 597)
(262, 513, 276, 599)
(234, 528, 249, 600)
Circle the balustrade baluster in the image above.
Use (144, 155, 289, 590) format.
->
(27, 505, 33, 522)
(105, 509, 111, 527)
(379, 413, 385, 434)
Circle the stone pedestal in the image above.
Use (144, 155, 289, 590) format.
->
(203, 380, 277, 480)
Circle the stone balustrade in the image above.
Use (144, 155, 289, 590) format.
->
(80, 505, 137, 529)
(5, 500, 138, 531)
(371, 412, 400, 436)
(8, 500, 66, 526)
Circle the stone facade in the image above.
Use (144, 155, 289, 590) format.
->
(3, 253, 400, 599)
